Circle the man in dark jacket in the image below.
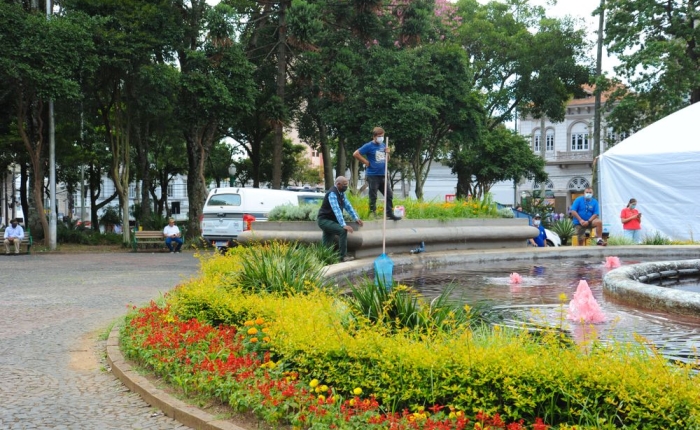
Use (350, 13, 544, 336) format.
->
(317, 176, 364, 262)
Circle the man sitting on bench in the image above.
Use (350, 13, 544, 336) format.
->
(163, 217, 183, 253)
(4, 218, 25, 255)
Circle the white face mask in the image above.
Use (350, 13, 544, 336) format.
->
(584, 193, 593, 199)
(376, 136, 384, 144)
(534, 220, 541, 226)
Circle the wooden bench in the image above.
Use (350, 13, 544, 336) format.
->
(0, 228, 33, 255)
(131, 230, 165, 252)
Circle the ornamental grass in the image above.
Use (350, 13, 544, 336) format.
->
(121, 245, 700, 429)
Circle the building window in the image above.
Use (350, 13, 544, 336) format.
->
(568, 177, 590, 191)
(546, 130, 554, 152)
(533, 134, 541, 152)
(167, 184, 174, 198)
(128, 185, 136, 199)
(570, 123, 589, 151)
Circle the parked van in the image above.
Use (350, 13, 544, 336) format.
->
(200, 187, 324, 248)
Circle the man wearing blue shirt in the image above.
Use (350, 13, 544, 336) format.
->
(353, 126, 401, 221)
(570, 187, 606, 246)
(317, 176, 364, 262)
(529, 214, 548, 247)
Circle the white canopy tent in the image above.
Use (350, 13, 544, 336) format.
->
(599, 102, 700, 241)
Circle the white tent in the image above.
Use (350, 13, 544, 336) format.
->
(599, 102, 700, 242)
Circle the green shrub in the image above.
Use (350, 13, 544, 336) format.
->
(605, 235, 636, 246)
(642, 230, 673, 245)
(232, 241, 329, 295)
(550, 218, 576, 244)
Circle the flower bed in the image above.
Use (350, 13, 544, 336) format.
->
(120, 245, 700, 429)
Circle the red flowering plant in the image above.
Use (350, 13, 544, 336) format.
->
(121, 302, 552, 429)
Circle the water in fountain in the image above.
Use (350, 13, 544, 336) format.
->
(374, 258, 700, 366)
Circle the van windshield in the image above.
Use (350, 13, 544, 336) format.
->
(206, 194, 241, 206)
(298, 195, 323, 205)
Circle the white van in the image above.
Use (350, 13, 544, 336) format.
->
(200, 187, 324, 248)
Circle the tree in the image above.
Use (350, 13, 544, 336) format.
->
(174, 2, 255, 240)
(605, 0, 700, 126)
(449, 126, 547, 199)
(0, 3, 95, 244)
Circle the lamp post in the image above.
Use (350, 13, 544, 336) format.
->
(228, 165, 236, 187)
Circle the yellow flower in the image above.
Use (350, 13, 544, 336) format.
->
(463, 304, 471, 313)
(559, 293, 568, 302)
(261, 327, 270, 333)
(255, 317, 265, 325)
(247, 327, 258, 335)
(263, 337, 270, 342)
(349, 398, 356, 406)
(320, 385, 328, 392)
(250, 337, 258, 343)
(244, 320, 254, 326)
(317, 395, 325, 402)
(309, 379, 319, 388)
(353, 387, 362, 396)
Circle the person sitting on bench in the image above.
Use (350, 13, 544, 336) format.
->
(4, 218, 24, 255)
(163, 217, 183, 253)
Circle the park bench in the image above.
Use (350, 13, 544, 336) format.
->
(0, 228, 33, 255)
(131, 230, 165, 252)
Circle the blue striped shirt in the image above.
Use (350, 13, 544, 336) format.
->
(328, 192, 359, 227)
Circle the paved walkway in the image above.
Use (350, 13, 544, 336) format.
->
(0, 251, 201, 429)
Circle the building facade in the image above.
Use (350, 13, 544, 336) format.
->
(514, 87, 629, 214)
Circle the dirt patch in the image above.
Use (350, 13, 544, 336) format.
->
(69, 329, 103, 372)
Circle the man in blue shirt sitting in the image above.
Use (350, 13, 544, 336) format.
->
(317, 176, 364, 262)
(529, 214, 548, 247)
(570, 187, 606, 246)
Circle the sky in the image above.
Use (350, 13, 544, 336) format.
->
(527, 0, 620, 74)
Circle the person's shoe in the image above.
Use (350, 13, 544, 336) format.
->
(596, 239, 607, 246)
(176, 251, 181, 253)
(387, 213, 402, 221)
(341, 256, 355, 262)
(170, 251, 174, 253)
(15, 251, 19, 255)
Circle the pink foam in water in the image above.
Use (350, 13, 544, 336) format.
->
(510, 272, 523, 284)
(567, 280, 606, 323)
(605, 256, 621, 269)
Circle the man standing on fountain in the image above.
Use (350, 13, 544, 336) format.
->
(570, 187, 606, 246)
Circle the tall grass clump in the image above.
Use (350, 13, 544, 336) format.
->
(605, 235, 637, 246)
(233, 241, 329, 294)
(642, 230, 673, 245)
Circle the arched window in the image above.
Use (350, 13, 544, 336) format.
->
(570, 123, 589, 151)
(532, 129, 541, 152)
(534, 179, 554, 198)
(568, 177, 590, 191)
(546, 129, 554, 152)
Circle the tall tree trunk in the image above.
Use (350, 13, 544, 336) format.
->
(272, 0, 288, 189)
(320, 123, 333, 188)
(184, 123, 216, 240)
(17, 98, 50, 245)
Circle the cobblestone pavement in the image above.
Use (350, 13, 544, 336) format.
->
(0, 251, 201, 429)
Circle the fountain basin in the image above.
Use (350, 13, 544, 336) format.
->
(604, 260, 700, 318)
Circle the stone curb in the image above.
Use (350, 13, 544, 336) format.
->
(106, 324, 248, 430)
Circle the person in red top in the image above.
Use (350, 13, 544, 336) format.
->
(620, 198, 642, 243)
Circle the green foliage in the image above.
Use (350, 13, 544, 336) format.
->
(57, 221, 123, 245)
(604, 235, 636, 246)
(642, 231, 673, 245)
(233, 241, 329, 295)
(347, 194, 498, 221)
(497, 207, 514, 218)
(267, 204, 320, 221)
(550, 218, 576, 242)
(605, 0, 700, 124)
(99, 205, 121, 226)
(344, 279, 493, 334)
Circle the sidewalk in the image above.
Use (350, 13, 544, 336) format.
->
(0, 252, 200, 429)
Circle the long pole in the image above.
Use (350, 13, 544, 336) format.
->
(592, 0, 605, 205)
(382, 137, 388, 254)
(47, 0, 57, 250)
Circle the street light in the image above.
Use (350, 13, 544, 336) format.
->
(228, 164, 236, 187)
